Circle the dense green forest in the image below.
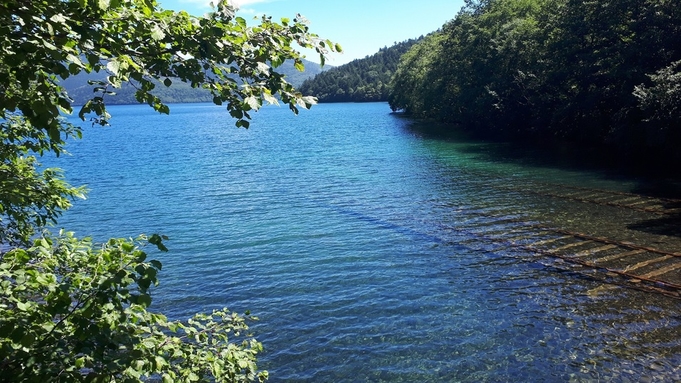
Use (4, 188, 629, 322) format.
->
(62, 59, 328, 105)
(298, 39, 420, 102)
(389, 0, 681, 165)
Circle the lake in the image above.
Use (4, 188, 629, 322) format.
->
(56, 102, 681, 382)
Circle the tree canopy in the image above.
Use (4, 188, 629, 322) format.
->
(59, 58, 329, 106)
(0, 0, 339, 381)
(389, 0, 681, 165)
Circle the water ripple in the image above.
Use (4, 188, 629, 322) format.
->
(52, 102, 681, 382)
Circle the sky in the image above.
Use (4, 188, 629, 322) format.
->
(158, 0, 466, 65)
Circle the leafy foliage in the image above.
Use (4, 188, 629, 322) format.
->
(60, 59, 330, 106)
(388, 33, 447, 117)
(0, 0, 338, 133)
(0, 0, 339, 381)
(1, 233, 267, 382)
(0, 116, 86, 246)
(634, 60, 681, 139)
(389, 0, 681, 162)
(299, 39, 420, 103)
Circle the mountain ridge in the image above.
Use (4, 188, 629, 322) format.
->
(298, 38, 422, 103)
(63, 58, 330, 105)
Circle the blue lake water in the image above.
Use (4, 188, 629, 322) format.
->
(55, 102, 681, 382)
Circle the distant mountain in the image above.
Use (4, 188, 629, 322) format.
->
(298, 38, 422, 103)
(63, 59, 330, 105)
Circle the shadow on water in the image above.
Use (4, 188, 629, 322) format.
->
(399, 118, 681, 239)
(626, 188, 681, 239)
(628, 214, 681, 238)
(400, 118, 681, 195)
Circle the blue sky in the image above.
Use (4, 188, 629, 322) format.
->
(158, 0, 466, 65)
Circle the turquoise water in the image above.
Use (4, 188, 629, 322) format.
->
(56, 102, 681, 382)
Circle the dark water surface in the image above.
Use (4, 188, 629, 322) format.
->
(56, 102, 681, 382)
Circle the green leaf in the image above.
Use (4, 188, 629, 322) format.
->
(66, 54, 84, 69)
(154, 356, 167, 369)
(244, 96, 260, 110)
(20, 333, 36, 347)
(167, 322, 179, 333)
(148, 234, 168, 252)
(58, 97, 72, 114)
(106, 60, 120, 75)
(138, 294, 152, 307)
(263, 93, 278, 105)
(50, 14, 67, 24)
(150, 260, 163, 271)
(256, 62, 270, 75)
(151, 25, 166, 41)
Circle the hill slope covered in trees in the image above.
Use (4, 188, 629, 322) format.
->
(298, 39, 421, 102)
(388, 0, 681, 165)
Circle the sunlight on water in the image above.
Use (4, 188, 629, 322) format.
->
(55, 102, 681, 382)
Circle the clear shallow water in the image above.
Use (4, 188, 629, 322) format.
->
(55, 102, 681, 382)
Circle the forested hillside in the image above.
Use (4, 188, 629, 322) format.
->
(298, 39, 420, 102)
(389, 0, 681, 165)
(63, 59, 328, 105)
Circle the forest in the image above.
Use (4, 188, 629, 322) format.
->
(388, 0, 681, 167)
(298, 39, 419, 102)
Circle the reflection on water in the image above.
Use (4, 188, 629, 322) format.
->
(57, 102, 681, 382)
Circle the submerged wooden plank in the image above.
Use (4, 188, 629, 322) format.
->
(627, 200, 653, 207)
(546, 240, 594, 253)
(593, 249, 647, 264)
(526, 235, 572, 247)
(558, 191, 589, 198)
(624, 255, 673, 273)
(639, 261, 681, 279)
(554, 229, 681, 258)
(575, 193, 602, 201)
(610, 196, 643, 204)
(572, 244, 618, 258)
(506, 231, 552, 242)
